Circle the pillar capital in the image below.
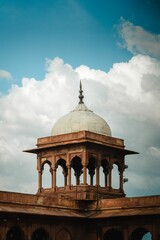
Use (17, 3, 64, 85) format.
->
(96, 163, 101, 168)
(82, 162, 87, 167)
(66, 164, 71, 168)
(38, 169, 42, 174)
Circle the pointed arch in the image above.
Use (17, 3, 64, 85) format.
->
(112, 161, 120, 189)
(41, 160, 52, 171)
(101, 158, 109, 187)
(103, 228, 123, 240)
(41, 160, 52, 189)
(71, 156, 83, 185)
(32, 227, 49, 240)
(130, 227, 152, 240)
(87, 156, 97, 185)
(6, 226, 25, 240)
(56, 158, 68, 187)
(56, 228, 71, 240)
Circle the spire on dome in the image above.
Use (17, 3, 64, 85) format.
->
(79, 81, 84, 104)
(51, 80, 112, 136)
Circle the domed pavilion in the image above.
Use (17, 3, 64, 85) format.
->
(26, 81, 137, 199)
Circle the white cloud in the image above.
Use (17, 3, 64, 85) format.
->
(149, 147, 160, 158)
(117, 18, 160, 58)
(0, 69, 12, 80)
(76, 54, 160, 126)
(0, 56, 160, 196)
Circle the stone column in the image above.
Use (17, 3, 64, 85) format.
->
(123, 228, 128, 240)
(96, 164, 100, 186)
(50, 168, 53, 188)
(83, 149, 87, 185)
(67, 164, 71, 189)
(52, 156, 56, 191)
(66, 153, 71, 189)
(53, 167, 56, 191)
(0, 224, 7, 240)
(119, 169, 124, 192)
(83, 164, 87, 185)
(152, 222, 158, 240)
(64, 172, 67, 186)
(38, 170, 42, 192)
(108, 167, 112, 190)
(37, 157, 42, 192)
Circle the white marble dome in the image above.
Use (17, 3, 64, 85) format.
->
(51, 103, 111, 137)
(51, 82, 111, 137)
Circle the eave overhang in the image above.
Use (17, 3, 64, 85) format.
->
(23, 131, 138, 156)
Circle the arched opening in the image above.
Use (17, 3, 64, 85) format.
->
(71, 166, 76, 185)
(71, 156, 83, 185)
(130, 227, 152, 240)
(87, 156, 96, 185)
(42, 161, 52, 189)
(112, 162, 119, 189)
(56, 158, 68, 187)
(56, 228, 71, 240)
(6, 226, 24, 240)
(32, 227, 49, 240)
(103, 228, 123, 240)
(101, 159, 109, 187)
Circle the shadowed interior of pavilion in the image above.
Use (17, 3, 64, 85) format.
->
(40, 153, 129, 200)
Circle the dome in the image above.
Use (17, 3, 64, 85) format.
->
(51, 82, 111, 137)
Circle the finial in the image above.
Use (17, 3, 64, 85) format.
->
(79, 80, 84, 104)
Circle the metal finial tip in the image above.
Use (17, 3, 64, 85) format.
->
(79, 81, 84, 104)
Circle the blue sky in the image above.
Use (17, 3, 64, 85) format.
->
(0, 0, 159, 89)
(0, 0, 160, 197)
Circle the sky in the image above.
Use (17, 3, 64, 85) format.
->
(0, 0, 160, 197)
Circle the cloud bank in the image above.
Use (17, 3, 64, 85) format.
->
(117, 18, 160, 59)
(0, 20, 160, 196)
